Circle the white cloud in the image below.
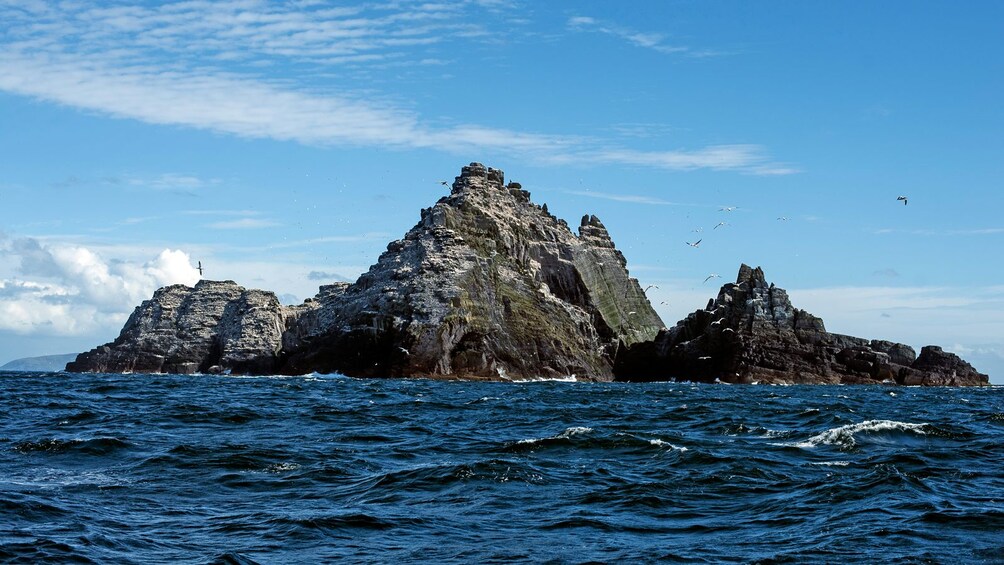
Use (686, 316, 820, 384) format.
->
(0, 1, 795, 175)
(567, 15, 705, 56)
(0, 238, 200, 336)
(207, 218, 282, 229)
(564, 190, 698, 207)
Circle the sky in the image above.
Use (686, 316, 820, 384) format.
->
(0, 0, 1001, 382)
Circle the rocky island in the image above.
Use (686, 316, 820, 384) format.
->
(67, 163, 989, 385)
(615, 264, 988, 385)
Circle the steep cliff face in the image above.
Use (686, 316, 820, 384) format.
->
(615, 265, 990, 386)
(68, 163, 664, 380)
(67, 281, 286, 375)
(280, 162, 664, 380)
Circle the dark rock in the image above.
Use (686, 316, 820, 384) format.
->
(279, 164, 664, 380)
(906, 346, 989, 386)
(615, 264, 989, 386)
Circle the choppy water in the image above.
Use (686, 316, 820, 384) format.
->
(1, 372, 1002, 564)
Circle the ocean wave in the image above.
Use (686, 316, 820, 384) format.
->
(13, 437, 129, 456)
(784, 420, 929, 449)
(513, 375, 579, 383)
(517, 426, 594, 445)
(648, 439, 688, 452)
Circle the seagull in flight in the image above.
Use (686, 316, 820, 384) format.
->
(710, 318, 725, 326)
(897, 196, 908, 205)
(686, 239, 702, 248)
(698, 356, 713, 361)
(197, 261, 203, 276)
(703, 274, 721, 283)
(777, 216, 790, 221)
(438, 180, 450, 187)
(643, 285, 659, 293)
(719, 206, 736, 212)
(398, 347, 410, 356)
(714, 222, 729, 230)
(691, 227, 703, 233)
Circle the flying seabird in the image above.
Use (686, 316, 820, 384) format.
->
(197, 261, 203, 276)
(398, 347, 410, 356)
(714, 222, 729, 230)
(698, 356, 713, 360)
(686, 239, 702, 248)
(439, 180, 450, 187)
(777, 216, 789, 221)
(703, 273, 721, 283)
(710, 318, 725, 326)
(643, 284, 659, 293)
(692, 228, 704, 233)
(719, 206, 736, 212)
(628, 311, 637, 316)
(897, 196, 908, 205)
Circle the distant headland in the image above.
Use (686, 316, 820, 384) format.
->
(66, 163, 989, 385)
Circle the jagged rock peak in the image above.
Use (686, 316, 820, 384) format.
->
(451, 162, 506, 193)
(615, 264, 989, 386)
(736, 263, 766, 287)
(280, 162, 665, 380)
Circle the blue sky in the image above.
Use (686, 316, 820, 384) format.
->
(1, 1, 1001, 382)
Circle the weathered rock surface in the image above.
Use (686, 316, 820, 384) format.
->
(615, 264, 990, 386)
(68, 163, 664, 380)
(279, 163, 664, 380)
(67, 280, 286, 375)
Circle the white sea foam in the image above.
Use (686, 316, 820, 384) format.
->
(785, 420, 928, 449)
(517, 426, 593, 445)
(514, 375, 579, 383)
(810, 461, 850, 467)
(649, 439, 688, 452)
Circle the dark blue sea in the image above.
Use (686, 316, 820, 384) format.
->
(1, 372, 1002, 564)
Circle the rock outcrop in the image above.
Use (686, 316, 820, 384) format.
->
(278, 162, 663, 380)
(67, 280, 286, 375)
(68, 163, 664, 380)
(615, 264, 990, 386)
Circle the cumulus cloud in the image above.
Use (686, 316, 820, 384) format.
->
(0, 238, 200, 336)
(307, 270, 351, 281)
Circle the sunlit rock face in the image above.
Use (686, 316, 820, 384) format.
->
(615, 265, 990, 386)
(67, 280, 285, 375)
(69, 163, 664, 380)
(280, 162, 663, 380)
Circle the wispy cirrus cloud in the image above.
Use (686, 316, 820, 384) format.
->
(567, 15, 722, 58)
(564, 190, 699, 207)
(874, 227, 1004, 236)
(0, 1, 795, 175)
(206, 218, 281, 230)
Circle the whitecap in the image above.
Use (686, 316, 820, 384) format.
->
(810, 461, 850, 467)
(514, 375, 579, 383)
(786, 420, 928, 449)
(649, 439, 688, 452)
(516, 426, 593, 445)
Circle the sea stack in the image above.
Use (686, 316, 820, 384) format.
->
(69, 163, 664, 380)
(615, 264, 990, 386)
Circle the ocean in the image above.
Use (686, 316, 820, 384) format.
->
(1, 371, 1001, 563)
